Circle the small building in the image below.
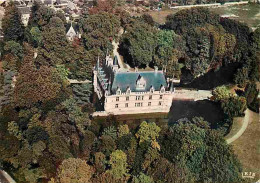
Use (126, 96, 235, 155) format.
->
(93, 56, 175, 115)
(66, 23, 81, 41)
(17, 6, 31, 26)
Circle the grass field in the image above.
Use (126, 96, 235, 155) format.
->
(231, 110, 260, 182)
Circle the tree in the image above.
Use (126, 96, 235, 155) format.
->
(108, 150, 128, 179)
(234, 67, 249, 87)
(2, 2, 24, 42)
(120, 21, 158, 67)
(244, 82, 259, 112)
(132, 173, 154, 183)
(36, 17, 69, 66)
(160, 120, 242, 183)
(53, 158, 93, 183)
(135, 121, 161, 144)
(14, 50, 64, 108)
(4, 41, 24, 60)
(118, 124, 129, 138)
(29, 4, 56, 29)
(30, 27, 43, 48)
(212, 85, 231, 102)
(221, 96, 247, 117)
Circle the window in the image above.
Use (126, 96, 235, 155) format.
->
(158, 101, 162, 106)
(148, 102, 151, 106)
(115, 104, 118, 108)
(141, 96, 144, 100)
(160, 95, 163, 99)
(125, 103, 128, 107)
(126, 96, 129, 101)
(135, 103, 141, 107)
(149, 95, 152, 100)
(136, 96, 141, 100)
(116, 97, 119, 101)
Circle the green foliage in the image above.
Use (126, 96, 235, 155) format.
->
(234, 67, 249, 87)
(59, 98, 91, 132)
(118, 124, 130, 137)
(4, 41, 24, 59)
(161, 120, 242, 183)
(244, 82, 259, 113)
(25, 126, 49, 145)
(135, 121, 161, 144)
(102, 126, 117, 139)
(71, 83, 92, 106)
(132, 173, 154, 183)
(30, 27, 43, 48)
(221, 95, 247, 117)
(56, 65, 70, 81)
(108, 150, 128, 179)
(2, 2, 24, 42)
(165, 8, 220, 34)
(212, 85, 231, 102)
(36, 17, 68, 66)
(120, 21, 158, 67)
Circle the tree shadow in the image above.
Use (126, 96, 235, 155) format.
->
(180, 62, 241, 90)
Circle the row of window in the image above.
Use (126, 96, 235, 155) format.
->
(115, 95, 163, 102)
(115, 102, 162, 108)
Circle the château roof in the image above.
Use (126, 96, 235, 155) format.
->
(111, 71, 167, 94)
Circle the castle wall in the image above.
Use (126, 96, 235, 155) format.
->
(104, 91, 173, 115)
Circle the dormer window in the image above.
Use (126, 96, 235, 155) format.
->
(116, 87, 121, 95)
(160, 85, 165, 93)
(126, 86, 131, 95)
(136, 75, 146, 89)
(150, 86, 154, 93)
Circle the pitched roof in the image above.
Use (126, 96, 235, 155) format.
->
(111, 71, 167, 94)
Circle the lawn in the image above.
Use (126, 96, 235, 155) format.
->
(231, 110, 260, 182)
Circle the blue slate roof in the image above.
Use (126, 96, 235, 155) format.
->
(111, 71, 167, 94)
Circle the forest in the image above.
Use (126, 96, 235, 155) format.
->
(0, 0, 259, 183)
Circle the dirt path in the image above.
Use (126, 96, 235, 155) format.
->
(226, 109, 250, 144)
(112, 41, 130, 71)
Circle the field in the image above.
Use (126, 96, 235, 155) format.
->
(231, 110, 260, 182)
(148, 4, 260, 28)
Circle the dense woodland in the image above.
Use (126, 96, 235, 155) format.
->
(0, 1, 259, 183)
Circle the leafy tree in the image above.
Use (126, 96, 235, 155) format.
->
(25, 126, 49, 145)
(102, 126, 117, 139)
(147, 157, 191, 183)
(212, 85, 231, 102)
(52, 158, 93, 183)
(244, 82, 259, 112)
(4, 41, 24, 60)
(120, 21, 158, 67)
(132, 173, 154, 183)
(135, 121, 161, 144)
(165, 8, 220, 35)
(221, 96, 247, 117)
(36, 17, 69, 66)
(118, 124, 129, 137)
(13, 56, 63, 108)
(108, 150, 128, 179)
(30, 27, 43, 48)
(234, 67, 249, 87)
(29, 4, 56, 29)
(2, 2, 24, 42)
(161, 120, 242, 183)
(71, 83, 93, 106)
(81, 12, 120, 39)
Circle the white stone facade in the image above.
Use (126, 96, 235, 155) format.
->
(93, 56, 174, 115)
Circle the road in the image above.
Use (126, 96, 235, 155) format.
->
(226, 109, 250, 144)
